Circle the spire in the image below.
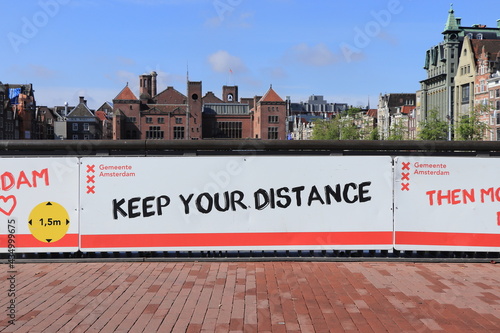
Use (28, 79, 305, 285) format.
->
(444, 4, 460, 32)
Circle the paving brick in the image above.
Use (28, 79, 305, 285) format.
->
(2, 261, 500, 332)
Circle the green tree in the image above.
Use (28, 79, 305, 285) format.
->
(311, 117, 341, 140)
(387, 118, 407, 140)
(418, 109, 449, 140)
(455, 105, 489, 141)
(368, 127, 379, 140)
(340, 119, 360, 140)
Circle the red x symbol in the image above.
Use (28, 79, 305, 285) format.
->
(402, 162, 410, 170)
(401, 183, 410, 191)
(401, 172, 410, 181)
(86, 185, 95, 194)
(86, 175, 95, 183)
(87, 165, 95, 173)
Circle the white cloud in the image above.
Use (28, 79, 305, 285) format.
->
(208, 50, 247, 74)
(288, 43, 339, 67)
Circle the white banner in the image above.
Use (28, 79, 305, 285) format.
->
(395, 156, 500, 251)
(0, 157, 79, 253)
(80, 156, 393, 251)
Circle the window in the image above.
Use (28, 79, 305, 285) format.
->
(7, 111, 12, 120)
(497, 101, 500, 111)
(497, 89, 500, 98)
(497, 128, 500, 141)
(480, 80, 486, 92)
(129, 105, 133, 110)
(477, 33, 483, 40)
(47, 118, 53, 125)
(84, 134, 90, 140)
(146, 126, 164, 139)
(0, 118, 3, 128)
(174, 126, 184, 139)
(175, 118, 182, 124)
(83, 123, 89, 131)
(146, 117, 153, 124)
(268, 127, 278, 139)
(47, 126, 54, 137)
(72, 123, 78, 131)
(216, 122, 242, 138)
(461, 85, 470, 103)
(126, 117, 136, 123)
(268, 115, 278, 123)
(158, 117, 165, 124)
(72, 134, 79, 140)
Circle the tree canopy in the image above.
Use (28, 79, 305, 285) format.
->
(418, 110, 449, 140)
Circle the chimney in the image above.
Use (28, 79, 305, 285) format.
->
(79, 96, 85, 104)
(456, 17, 462, 26)
(151, 71, 158, 97)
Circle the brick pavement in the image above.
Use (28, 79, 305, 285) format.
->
(1, 261, 499, 332)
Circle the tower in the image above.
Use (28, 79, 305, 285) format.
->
(222, 85, 238, 103)
(139, 73, 153, 99)
(187, 81, 202, 139)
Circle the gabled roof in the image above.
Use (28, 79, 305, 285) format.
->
(202, 91, 224, 104)
(114, 85, 138, 101)
(67, 101, 95, 118)
(95, 110, 109, 121)
(154, 86, 187, 104)
(260, 86, 284, 103)
(399, 105, 415, 115)
(366, 109, 378, 117)
(97, 101, 113, 111)
(471, 39, 500, 61)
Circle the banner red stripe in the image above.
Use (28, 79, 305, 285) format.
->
(81, 231, 393, 248)
(396, 231, 500, 247)
(0, 234, 79, 248)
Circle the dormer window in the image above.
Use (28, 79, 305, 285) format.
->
(477, 33, 483, 40)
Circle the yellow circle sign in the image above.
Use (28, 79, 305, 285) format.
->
(28, 202, 70, 243)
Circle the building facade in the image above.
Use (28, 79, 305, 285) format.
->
(377, 93, 416, 140)
(420, 5, 500, 139)
(0, 82, 36, 140)
(113, 73, 288, 140)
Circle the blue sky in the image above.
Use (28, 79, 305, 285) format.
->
(1, 0, 500, 109)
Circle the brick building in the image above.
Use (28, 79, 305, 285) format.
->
(113, 73, 288, 140)
(0, 82, 36, 139)
(253, 86, 287, 139)
(487, 72, 500, 140)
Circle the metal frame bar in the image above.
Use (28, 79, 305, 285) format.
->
(0, 140, 499, 154)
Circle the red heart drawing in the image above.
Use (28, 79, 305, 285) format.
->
(0, 195, 17, 216)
